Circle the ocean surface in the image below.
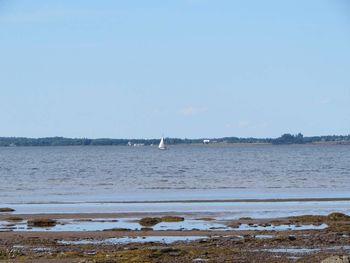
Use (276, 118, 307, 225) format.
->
(0, 144, 350, 204)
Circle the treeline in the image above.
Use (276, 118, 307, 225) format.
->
(0, 133, 349, 147)
(273, 133, 350, 145)
(0, 137, 157, 147)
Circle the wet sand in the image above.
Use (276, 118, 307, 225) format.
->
(4, 198, 350, 220)
(7, 197, 350, 204)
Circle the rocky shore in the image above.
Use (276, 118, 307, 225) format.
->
(0, 209, 349, 262)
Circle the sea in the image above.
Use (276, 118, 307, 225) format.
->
(1, 144, 350, 217)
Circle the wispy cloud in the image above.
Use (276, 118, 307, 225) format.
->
(316, 97, 331, 105)
(226, 120, 268, 130)
(237, 120, 250, 129)
(179, 106, 207, 116)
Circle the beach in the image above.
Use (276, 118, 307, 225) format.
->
(1, 197, 350, 262)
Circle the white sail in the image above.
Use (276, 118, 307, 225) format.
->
(158, 137, 166, 150)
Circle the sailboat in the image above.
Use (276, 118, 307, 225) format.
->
(158, 137, 167, 150)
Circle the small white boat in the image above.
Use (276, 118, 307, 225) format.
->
(158, 137, 167, 150)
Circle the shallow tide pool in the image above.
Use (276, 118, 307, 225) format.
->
(0, 218, 328, 232)
(58, 236, 208, 245)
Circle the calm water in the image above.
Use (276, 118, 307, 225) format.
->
(0, 144, 349, 204)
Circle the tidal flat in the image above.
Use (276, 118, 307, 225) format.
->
(0, 207, 350, 262)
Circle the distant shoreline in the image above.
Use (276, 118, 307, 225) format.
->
(0, 133, 349, 147)
(1, 141, 350, 147)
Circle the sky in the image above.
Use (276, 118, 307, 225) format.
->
(0, 0, 349, 139)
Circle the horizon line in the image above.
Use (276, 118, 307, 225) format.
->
(1, 133, 350, 140)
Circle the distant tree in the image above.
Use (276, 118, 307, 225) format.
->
(273, 133, 305, 144)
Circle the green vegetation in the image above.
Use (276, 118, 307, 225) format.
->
(0, 133, 349, 146)
(288, 212, 350, 223)
(139, 216, 185, 226)
(5, 216, 23, 222)
(27, 219, 57, 227)
(327, 212, 350, 221)
(160, 216, 185, 222)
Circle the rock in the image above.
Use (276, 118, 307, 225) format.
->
(321, 255, 350, 263)
(103, 228, 131, 231)
(288, 235, 296, 241)
(0, 208, 15, 212)
(140, 227, 153, 231)
(274, 235, 289, 241)
(139, 217, 162, 226)
(258, 223, 272, 227)
(229, 223, 240, 228)
(147, 246, 180, 254)
(159, 247, 180, 253)
(27, 219, 57, 227)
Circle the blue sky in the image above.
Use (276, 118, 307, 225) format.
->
(0, 0, 349, 138)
